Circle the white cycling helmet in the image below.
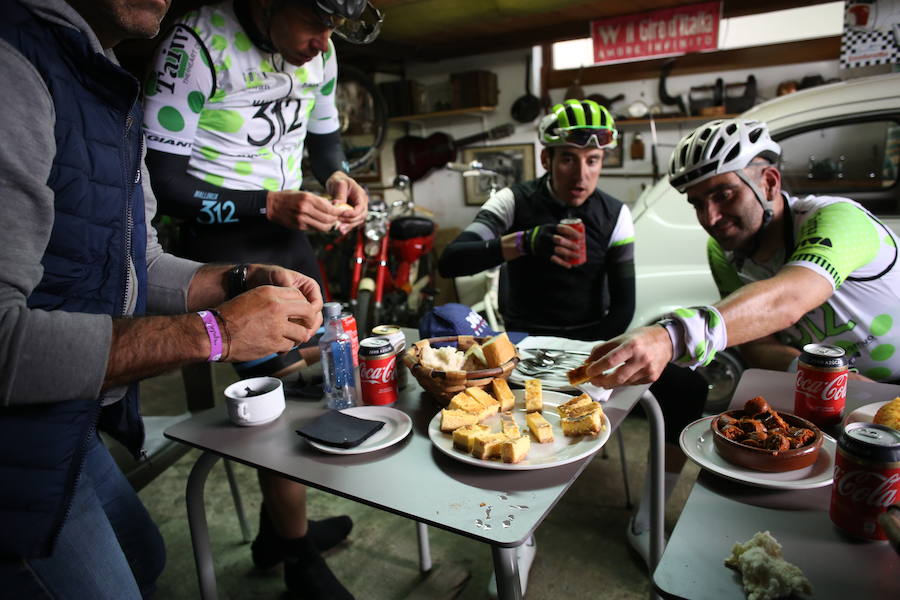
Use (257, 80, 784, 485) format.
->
(669, 118, 782, 224)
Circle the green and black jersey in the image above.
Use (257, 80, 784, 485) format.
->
(709, 193, 900, 381)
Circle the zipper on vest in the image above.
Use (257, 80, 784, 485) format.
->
(120, 112, 137, 316)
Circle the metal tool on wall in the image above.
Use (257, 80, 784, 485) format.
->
(658, 59, 687, 117)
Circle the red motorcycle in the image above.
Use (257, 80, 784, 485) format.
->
(318, 175, 437, 337)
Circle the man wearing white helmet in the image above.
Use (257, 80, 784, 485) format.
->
(581, 118, 900, 389)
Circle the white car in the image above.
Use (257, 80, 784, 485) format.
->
(630, 72, 900, 411)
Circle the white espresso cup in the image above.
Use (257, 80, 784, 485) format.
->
(224, 377, 285, 426)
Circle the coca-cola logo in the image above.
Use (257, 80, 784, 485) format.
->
(796, 371, 848, 403)
(833, 465, 899, 508)
(360, 359, 396, 384)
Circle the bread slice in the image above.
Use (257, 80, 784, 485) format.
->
(526, 412, 554, 443)
(482, 333, 517, 367)
(524, 379, 542, 413)
(472, 432, 508, 459)
(465, 386, 500, 416)
(560, 404, 604, 437)
(567, 362, 592, 386)
(558, 393, 594, 418)
(490, 378, 516, 412)
(440, 409, 479, 432)
(452, 424, 490, 452)
(501, 435, 531, 464)
(463, 342, 487, 370)
(500, 412, 520, 437)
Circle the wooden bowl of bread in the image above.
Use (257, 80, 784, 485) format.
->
(402, 333, 519, 403)
(711, 396, 823, 472)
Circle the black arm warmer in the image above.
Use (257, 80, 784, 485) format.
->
(438, 231, 505, 278)
(596, 261, 636, 339)
(306, 130, 349, 186)
(145, 149, 267, 222)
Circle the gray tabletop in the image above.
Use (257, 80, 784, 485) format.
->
(653, 368, 900, 600)
(166, 375, 647, 548)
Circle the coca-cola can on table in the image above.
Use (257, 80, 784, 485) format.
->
(559, 218, 586, 266)
(794, 343, 849, 426)
(340, 312, 360, 367)
(371, 325, 407, 389)
(830, 422, 900, 541)
(359, 336, 399, 406)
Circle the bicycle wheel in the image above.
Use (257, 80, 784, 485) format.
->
(336, 64, 387, 174)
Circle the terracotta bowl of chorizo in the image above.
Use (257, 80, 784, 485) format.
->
(711, 396, 823, 472)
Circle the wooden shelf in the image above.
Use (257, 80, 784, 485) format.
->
(388, 106, 495, 123)
(617, 114, 739, 127)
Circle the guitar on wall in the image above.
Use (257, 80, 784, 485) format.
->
(393, 123, 515, 182)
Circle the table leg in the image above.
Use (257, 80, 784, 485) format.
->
(638, 390, 665, 600)
(416, 521, 432, 573)
(187, 451, 221, 600)
(222, 459, 251, 543)
(491, 544, 522, 600)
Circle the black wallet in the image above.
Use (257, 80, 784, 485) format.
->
(296, 410, 385, 449)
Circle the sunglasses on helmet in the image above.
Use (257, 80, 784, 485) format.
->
(558, 127, 617, 148)
(313, 3, 383, 44)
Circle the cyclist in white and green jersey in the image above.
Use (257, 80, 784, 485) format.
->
(577, 118, 900, 389)
(143, 2, 383, 598)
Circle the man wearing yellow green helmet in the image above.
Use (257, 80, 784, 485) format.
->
(439, 99, 707, 582)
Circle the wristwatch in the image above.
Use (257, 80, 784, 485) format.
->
(226, 264, 249, 299)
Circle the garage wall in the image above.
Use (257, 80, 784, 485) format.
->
(372, 48, 841, 232)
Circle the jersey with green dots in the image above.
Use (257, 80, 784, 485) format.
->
(142, 2, 340, 193)
(708, 194, 900, 381)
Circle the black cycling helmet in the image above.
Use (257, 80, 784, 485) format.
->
(305, 0, 383, 44)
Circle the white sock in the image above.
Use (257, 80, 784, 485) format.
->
(632, 469, 680, 531)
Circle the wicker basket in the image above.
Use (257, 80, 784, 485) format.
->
(402, 336, 518, 404)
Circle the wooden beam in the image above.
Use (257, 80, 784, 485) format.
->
(545, 36, 841, 88)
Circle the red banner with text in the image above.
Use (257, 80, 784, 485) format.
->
(591, 2, 721, 65)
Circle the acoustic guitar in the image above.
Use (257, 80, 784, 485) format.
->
(394, 123, 515, 182)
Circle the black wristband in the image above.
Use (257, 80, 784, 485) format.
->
(226, 264, 249, 299)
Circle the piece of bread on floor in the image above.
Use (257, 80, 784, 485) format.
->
(526, 411, 554, 443)
(440, 409, 480, 432)
(500, 412, 520, 437)
(482, 333, 517, 367)
(472, 432, 508, 460)
(560, 403, 604, 436)
(501, 435, 531, 464)
(558, 393, 597, 419)
(524, 379, 542, 413)
(490, 378, 516, 412)
(452, 424, 490, 452)
(465, 386, 500, 416)
(567, 362, 593, 386)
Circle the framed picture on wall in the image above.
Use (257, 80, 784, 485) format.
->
(461, 143, 536, 206)
(603, 133, 624, 168)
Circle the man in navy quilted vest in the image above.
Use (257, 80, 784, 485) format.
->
(0, 1, 326, 597)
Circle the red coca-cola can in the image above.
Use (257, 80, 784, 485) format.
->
(371, 325, 408, 389)
(559, 217, 586, 266)
(340, 312, 359, 367)
(794, 343, 848, 426)
(830, 422, 900, 540)
(359, 336, 398, 406)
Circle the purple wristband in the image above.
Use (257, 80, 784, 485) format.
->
(515, 231, 525, 255)
(197, 310, 223, 362)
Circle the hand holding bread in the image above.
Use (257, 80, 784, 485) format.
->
(566, 326, 673, 388)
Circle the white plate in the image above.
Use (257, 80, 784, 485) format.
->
(843, 401, 889, 428)
(307, 406, 412, 455)
(511, 336, 611, 400)
(679, 416, 836, 490)
(427, 389, 610, 471)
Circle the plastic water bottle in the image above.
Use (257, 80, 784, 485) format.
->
(320, 302, 357, 410)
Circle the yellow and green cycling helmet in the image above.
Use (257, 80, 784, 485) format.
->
(538, 99, 617, 149)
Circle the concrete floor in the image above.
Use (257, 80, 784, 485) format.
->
(136, 365, 701, 600)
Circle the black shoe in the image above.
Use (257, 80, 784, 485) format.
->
(252, 504, 353, 570)
(284, 553, 354, 600)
